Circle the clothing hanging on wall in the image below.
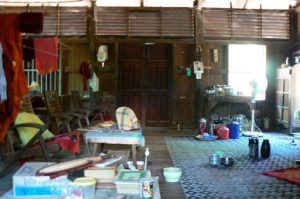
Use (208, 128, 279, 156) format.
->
(79, 61, 91, 91)
(33, 37, 59, 74)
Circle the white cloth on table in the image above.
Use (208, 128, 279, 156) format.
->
(116, 106, 139, 131)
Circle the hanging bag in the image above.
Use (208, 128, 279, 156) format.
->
(89, 72, 99, 92)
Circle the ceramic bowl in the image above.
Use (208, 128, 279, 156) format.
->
(163, 167, 182, 182)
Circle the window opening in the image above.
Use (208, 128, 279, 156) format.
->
(228, 44, 267, 101)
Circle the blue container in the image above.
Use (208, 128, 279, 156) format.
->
(228, 122, 240, 139)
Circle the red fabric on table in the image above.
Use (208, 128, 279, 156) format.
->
(18, 132, 80, 166)
(46, 132, 81, 154)
(33, 37, 59, 74)
(262, 167, 300, 185)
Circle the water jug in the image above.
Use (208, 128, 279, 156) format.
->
(248, 137, 259, 158)
(261, 139, 271, 159)
(228, 122, 240, 139)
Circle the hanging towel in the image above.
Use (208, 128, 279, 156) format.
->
(0, 42, 7, 102)
(33, 37, 58, 74)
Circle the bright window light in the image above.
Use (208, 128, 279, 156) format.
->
(228, 44, 267, 101)
(96, 0, 140, 7)
(96, 0, 194, 7)
(0, 0, 90, 7)
(144, 0, 194, 7)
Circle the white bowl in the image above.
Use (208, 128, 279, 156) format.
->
(163, 167, 182, 182)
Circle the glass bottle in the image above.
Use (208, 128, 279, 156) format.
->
(261, 139, 271, 159)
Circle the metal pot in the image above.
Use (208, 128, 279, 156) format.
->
(209, 154, 220, 166)
(220, 157, 234, 166)
(205, 86, 215, 95)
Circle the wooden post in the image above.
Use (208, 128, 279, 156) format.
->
(87, 1, 97, 108)
(194, 2, 202, 125)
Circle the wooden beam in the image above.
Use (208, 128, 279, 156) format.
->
(243, 0, 249, 9)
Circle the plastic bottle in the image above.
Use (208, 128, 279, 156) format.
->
(261, 139, 271, 159)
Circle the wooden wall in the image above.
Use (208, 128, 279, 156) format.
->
(60, 41, 90, 95)
(173, 43, 195, 127)
(60, 39, 293, 129)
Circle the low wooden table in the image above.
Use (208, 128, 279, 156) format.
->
(205, 95, 252, 122)
(81, 125, 145, 163)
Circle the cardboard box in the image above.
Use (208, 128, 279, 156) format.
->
(13, 162, 56, 198)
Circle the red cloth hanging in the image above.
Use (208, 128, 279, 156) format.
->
(79, 61, 91, 91)
(0, 14, 29, 143)
(33, 37, 59, 74)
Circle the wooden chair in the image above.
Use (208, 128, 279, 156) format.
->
(44, 91, 83, 131)
(71, 90, 105, 123)
(0, 95, 80, 178)
(70, 90, 92, 126)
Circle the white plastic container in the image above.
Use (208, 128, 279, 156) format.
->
(73, 177, 96, 199)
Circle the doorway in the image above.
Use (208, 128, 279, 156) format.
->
(118, 43, 172, 127)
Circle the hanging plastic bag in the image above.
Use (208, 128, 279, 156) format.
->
(97, 45, 108, 67)
(89, 72, 99, 92)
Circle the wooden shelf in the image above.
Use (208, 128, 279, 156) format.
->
(276, 67, 290, 128)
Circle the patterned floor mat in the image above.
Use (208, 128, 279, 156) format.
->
(165, 133, 300, 199)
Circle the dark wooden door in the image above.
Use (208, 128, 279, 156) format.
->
(118, 43, 172, 127)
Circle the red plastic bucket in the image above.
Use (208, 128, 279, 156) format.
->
(216, 125, 229, 140)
